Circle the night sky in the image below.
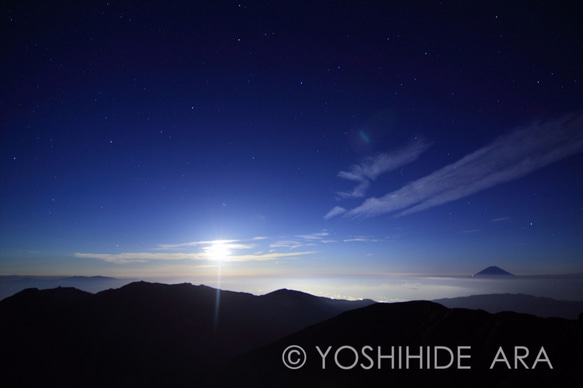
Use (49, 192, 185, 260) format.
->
(2, 1, 582, 300)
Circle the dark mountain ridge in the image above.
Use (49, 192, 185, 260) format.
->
(434, 293, 583, 319)
(0, 281, 373, 387)
(0, 275, 132, 301)
(2, 282, 581, 387)
(221, 301, 583, 387)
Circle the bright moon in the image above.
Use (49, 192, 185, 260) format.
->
(207, 242, 230, 261)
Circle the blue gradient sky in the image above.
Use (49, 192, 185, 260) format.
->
(1, 1, 582, 299)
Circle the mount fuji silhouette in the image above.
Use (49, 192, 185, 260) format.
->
(473, 265, 514, 277)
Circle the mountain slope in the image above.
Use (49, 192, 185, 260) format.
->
(0, 275, 132, 301)
(221, 301, 583, 387)
(434, 293, 583, 319)
(0, 281, 373, 387)
(3, 282, 581, 387)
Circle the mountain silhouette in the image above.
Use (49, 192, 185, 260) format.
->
(473, 266, 514, 276)
(434, 293, 583, 319)
(2, 282, 581, 387)
(0, 275, 133, 301)
(0, 281, 373, 387)
(221, 301, 583, 387)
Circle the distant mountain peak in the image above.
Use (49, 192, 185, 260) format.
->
(473, 266, 514, 277)
(265, 288, 310, 297)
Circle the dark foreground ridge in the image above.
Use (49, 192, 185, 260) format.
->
(1, 282, 581, 387)
(0, 281, 373, 387)
(222, 302, 583, 388)
(434, 293, 583, 319)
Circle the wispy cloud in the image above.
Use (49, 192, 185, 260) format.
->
(324, 206, 346, 219)
(157, 239, 240, 249)
(74, 252, 206, 264)
(342, 111, 583, 218)
(77, 236, 316, 264)
(335, 138, 432, 199)
(221, 251, 315, 262)
(75, 250, 313, 264)
(295, 231, 329, 240)
(459, 229, 481, 234)
(490, 217, 510, 223)
(270, 240, 304, 249)
(343, 237, 380, 243)
(335, 180, 370, 200)
(269, 231, 334, 248)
